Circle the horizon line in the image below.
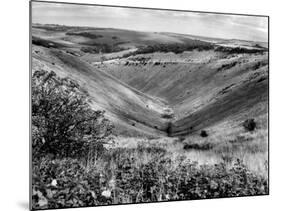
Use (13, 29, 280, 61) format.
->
(32, 22, 268, 43)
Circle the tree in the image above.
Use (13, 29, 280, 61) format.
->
(32, 70, 114, 159)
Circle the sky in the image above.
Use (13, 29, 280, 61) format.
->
(32, 1, 268, 42)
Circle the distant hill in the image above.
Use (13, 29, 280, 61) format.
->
(32, 24, 268, 138)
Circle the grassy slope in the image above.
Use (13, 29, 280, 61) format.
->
(32, 45, 170, 137)
(102, 51, 268, 137)
(32, 24, 268, 140)
(31, 24, 269, 181)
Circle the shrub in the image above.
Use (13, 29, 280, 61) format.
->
(32, 158, 110, 209)
(183, 142, 213, 151)
(161, 113, 174, 119)
(32, 156, 268, 209)
(200, 130, 208, 137)
(217, 61, 238, 72)
(80, 43, 125, 54)
(166, 122, 173, 137)
(66, 32, 103, 39)
(243, 119, 256, 131)
(124, 42, 214, 56)
(214, 46, 266, 54)
(32, 70, 114, 159)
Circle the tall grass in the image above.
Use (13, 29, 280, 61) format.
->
(32, 136, 268, 209)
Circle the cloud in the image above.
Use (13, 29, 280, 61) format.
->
(32, 1, 268, 42)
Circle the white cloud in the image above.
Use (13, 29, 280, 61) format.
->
(32, 1, 268, 42)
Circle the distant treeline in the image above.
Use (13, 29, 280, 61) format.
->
(124, 41, 214, 57)
(122, 43, 267, 58)
(214, 46, 267, 54)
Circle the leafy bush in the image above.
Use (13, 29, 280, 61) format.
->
(32, 158, 111, 209)
(243, 119, 257, 131)
(32, 70, 113, 159)
(200, 130, 208, 137)
(166, 122, 173, 137)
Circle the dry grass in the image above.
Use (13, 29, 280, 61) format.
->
(110, 122, 268, 178)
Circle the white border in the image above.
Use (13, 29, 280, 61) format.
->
(1, 0, 280, 211)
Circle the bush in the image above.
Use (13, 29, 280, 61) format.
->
(32, 70, 114, 159)
(32, 36, 66, 49)
(217, 61, 238, 71)
(183, 142, 213, 151)
(80, 43, 125, 54)
(161, 113, 174, 119)
(214, 46, 266, 54)
(166, 122, 173, 137)
(32, 158, 110, 209)
(66, 32, 103, 39)
(123, 42, 214, 57)
(243, 119, 256, 131)
(200, 130, 208, 137)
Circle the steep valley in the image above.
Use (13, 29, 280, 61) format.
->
(32, 24, 268, 141)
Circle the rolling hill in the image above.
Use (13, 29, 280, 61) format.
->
(32, 24, 268, 140)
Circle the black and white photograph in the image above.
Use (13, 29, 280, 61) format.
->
(30, 1, 269, 210)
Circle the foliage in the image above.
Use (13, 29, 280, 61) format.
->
(183, 142, 213, 151)
(123, 42, 214, 57)
(161, 113, 174, 119)
(200, 130, 208, 137)
(217, 61, 238, 72)
(32, 158, 110, 209)
(122, 43, 266, 58)
(32, 153, 268, 209)
(32, 70, 114, 159)
(214, 46, 266, 54)
(80, 43, 125, 54)
(243, 119, 257, 131)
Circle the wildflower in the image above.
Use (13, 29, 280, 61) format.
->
(210, 180, 218, 189)
(90, 191, 97, 199)
(101, 190, 111, 198)
(109, 179, 116, 189)
(51, 179, 57, 187)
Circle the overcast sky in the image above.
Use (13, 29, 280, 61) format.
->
(32, 2, 268, 42)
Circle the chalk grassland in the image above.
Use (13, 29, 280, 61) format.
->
(31, 24, 268, 210)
